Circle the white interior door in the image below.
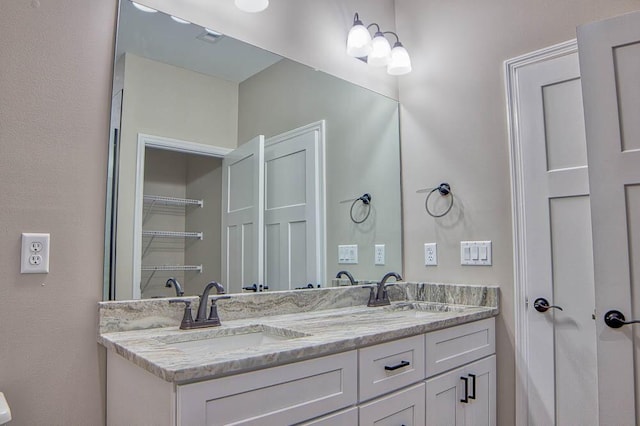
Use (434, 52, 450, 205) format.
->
(509, 42, 598, 425)
(578, 10, 640, 425)
(222, 135, 264, 293)
(264, 122, 324, 291)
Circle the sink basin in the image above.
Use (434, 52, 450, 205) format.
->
(385, 301, 467, 314)
(156, 324, 309, 354)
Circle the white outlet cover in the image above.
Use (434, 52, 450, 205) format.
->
(21, 233, 50, 273)
(424, 243, 438, 266)
(375, 244, 385, 265)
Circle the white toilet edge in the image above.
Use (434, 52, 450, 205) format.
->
(0, 392, 12, 424)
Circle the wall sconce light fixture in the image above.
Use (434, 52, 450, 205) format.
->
(346, 13, 412, 76)
(235, 0, 269, 13)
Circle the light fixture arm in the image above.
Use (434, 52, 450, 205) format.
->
(383, 31, 401, 45)
(367, 23, 382, 33)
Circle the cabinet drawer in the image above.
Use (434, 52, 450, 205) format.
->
(358, 383, 426, 426)
(425, 318, 495, 377)
(177, 351, 357, 425)
(358, 334, 425, 402)
(296, 407, 358, 425)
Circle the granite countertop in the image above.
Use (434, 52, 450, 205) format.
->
(98, 283, 499, 384)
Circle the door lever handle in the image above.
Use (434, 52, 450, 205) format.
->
(604, 310, 640, 328)
(534, 298, 563, 313)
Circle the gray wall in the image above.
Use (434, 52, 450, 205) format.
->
(0, 0, 116, 424)
(238, 59, 402, 283)
(395, 0, 640, 424)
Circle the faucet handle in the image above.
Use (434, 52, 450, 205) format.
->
(361, 285, 377, 305)
(211, 295, 231, 302)
(169, 299, 194, 329)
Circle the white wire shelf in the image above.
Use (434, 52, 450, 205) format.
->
(143, 195, 203, 208)
(142, 230, 203, 240)
(141, 265, 203, 272)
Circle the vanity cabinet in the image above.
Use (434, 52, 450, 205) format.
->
(106, 317, 495, 426)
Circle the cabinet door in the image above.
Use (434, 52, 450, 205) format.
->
(425, 355, 496, 426)
(297, 407, 358, 425)
(177, 351, 357, 426)
(359, 383, 425, 426)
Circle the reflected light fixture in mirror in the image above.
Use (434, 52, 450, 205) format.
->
(346, 13, 412, 75)
(170, 16, 191, 24)
(235, 0, 269, 13)
(131, 1, 156, 13)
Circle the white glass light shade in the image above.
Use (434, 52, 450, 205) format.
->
(234, 0, 269, 13)
(387, 43, 412, 75)
(367, 33, 391, 67)
(170, 16, 190, 24)
(346, 23, 372, 57)
(131, 2, 157, 12)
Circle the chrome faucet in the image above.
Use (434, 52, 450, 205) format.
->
(367, 272, 403, 307)
(165, 277, 184, 296)
(170, 281, 230, 329)
(336, 270, 357, 285)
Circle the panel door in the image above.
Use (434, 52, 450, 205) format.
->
(577, 10, 640, 425)
(222, 135, 264, 293)
(263, 122, 324, 291)
(425, 356, 496, 426)
(516, 48, 597, 425)
(358, 382, 425, 426)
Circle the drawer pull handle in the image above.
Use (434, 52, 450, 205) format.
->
(461, 376, 469, 403)
(468, 373, 476, 400)
(384, 360, 410, 371)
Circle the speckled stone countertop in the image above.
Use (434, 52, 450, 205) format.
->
(98, 282, 499, 384)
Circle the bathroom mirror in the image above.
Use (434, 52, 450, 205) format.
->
(105, 0, 402, 300)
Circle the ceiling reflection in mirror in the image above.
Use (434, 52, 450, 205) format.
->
(105, 0, 402, 300)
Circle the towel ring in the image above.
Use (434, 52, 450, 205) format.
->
(425, 183, 453, 218)
(350, 193, 372, 224)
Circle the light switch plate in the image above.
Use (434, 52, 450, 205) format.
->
(338, 244, 358, 264)
(460, 241, 491, 265)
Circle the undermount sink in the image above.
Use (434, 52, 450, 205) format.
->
(385, 301, 467, 314)
(156, 324, 309, 354)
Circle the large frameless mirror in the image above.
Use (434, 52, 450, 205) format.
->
(105, 0, 403, 300)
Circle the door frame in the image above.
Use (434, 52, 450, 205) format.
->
(132, 133, 232, 299)
(504, 39, 578, 425)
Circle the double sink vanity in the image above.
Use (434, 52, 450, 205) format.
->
(99, 282, 498, 425)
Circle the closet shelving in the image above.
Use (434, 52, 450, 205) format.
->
(141, 195, 204, 293)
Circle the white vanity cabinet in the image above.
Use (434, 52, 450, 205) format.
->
(106, 317, 496, 426)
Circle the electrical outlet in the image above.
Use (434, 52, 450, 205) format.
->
(375, 244, 385, 265)
(21, 233, 50, 273)
(424, 243, 437, 266)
